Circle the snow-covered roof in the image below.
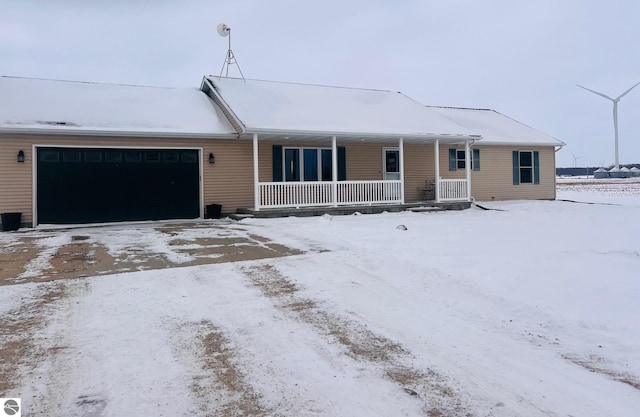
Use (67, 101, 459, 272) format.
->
(428, 106, 565, 147)
(204, 77, 479, 140)
(0, 76, 237, 137)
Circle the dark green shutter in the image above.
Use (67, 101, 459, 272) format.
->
(533, 151, 540, 184)
(473, 148, 480, 171)
(449, 148, 457, 171)
(338, 146, 346, 180)
(272, 145, 283, 182)
(512, 151, 520, 185)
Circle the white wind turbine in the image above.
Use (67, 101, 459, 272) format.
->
(570, 152, 583, 168)
(577, 81, 640, 169)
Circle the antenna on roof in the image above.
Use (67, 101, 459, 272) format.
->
(217, 23, 245, 80)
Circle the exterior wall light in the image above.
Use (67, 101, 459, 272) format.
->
(209, 152, 215, 164)
(17, 150, 25, 163)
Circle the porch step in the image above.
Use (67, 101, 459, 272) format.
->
(227, 213, 255, 220)
(236, 202, 470, 219)
(406, 206, 446, 213)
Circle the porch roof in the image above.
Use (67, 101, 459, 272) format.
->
(203, 77, 481, 142)
(428, 106, 566, 147)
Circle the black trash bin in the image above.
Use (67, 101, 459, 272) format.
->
(205, 204, 222, 219)
(1, 212, 22, 231)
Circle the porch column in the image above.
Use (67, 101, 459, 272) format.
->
(253, 133, 260, 211)
(399, 137, 405, 204)
(465, 140, 472, 202)
(434, 139, 440, 202)
(332, 135, 338, 207)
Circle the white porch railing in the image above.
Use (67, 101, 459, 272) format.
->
(438, 179, 469, 202)
(258, 180, 402, 209)
(337, 180, 402, 205)
(259, 182, 333, 208)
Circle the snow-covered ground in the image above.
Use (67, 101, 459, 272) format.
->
(1, 181, 639, 416)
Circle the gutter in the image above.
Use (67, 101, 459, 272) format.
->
(472, 140, 567, 148)
(242, 126, 482, 142)
(554, 143, 566, 152)
(0, 127, 239, 139)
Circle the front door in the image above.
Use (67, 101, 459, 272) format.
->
(383, 148, 400, 180)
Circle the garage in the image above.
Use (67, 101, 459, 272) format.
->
(37, 147, 200, 224)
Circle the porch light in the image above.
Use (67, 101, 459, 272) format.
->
(208, 152, 215, 164)
(17, 150, 25, 163)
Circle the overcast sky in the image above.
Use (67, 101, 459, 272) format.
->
(2, 0, 639, 167)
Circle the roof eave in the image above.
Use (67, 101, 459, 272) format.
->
(475, 140, 566, 147)
(243, 127, 481, 142)
(0, 126, 239, 139)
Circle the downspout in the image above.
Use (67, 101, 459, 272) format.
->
(399, 138, 405, 204)
(468, 137, 478, 203)
(253, 134, 260, 211)
(553, 144, 565, 200)
(434, 139, 440, 202)
(464, 140, 472, 202)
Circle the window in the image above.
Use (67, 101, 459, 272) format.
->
(456, 150, 466, 169)
(272, 145, 346, 182)
(383, 148, 401, 180)
(164, 151, 179, 163)
(62, 150, 81, 162)
(144, 151, 161, 162)
(284, 148, 301, 181)
(85, 150, 102, 163)
(283, 147, 332, 181)
(449, 148, 480, 171)
(181, 151, 197, 163)
(519, 152, 532, 183)
(512, 150, 539, 185)
(105, 151, 122, 163)
(39, 150, 59, 162)
(125, 151, 142, 162)
(321, 149, 332, 181)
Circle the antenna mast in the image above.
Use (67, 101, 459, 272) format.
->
(217, 23, 245, 80)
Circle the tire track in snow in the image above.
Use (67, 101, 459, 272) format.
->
(280, 252, 640, 417)
(10, 279, 115, 417)
(179, 320, 270, 417)
(0, 281, 67, 397)
(562, 354, 640, 391)
(241, 263, 472, 417)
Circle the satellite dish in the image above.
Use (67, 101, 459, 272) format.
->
(216, 22, 245, 80)
(217, 23, 230, 37)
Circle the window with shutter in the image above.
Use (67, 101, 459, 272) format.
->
(449, 148, 479, 170)
(513, 150, 538, 184)
(273, 146, 346, 181)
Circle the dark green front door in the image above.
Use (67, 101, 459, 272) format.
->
(37, 147, 200, 224)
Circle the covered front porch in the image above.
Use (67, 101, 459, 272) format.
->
(249, 133, 474, 211)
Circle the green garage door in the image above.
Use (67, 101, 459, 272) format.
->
(37, 148, 200, 224)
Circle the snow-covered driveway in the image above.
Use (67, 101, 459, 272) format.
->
(1, 181, 639, 416)
(0, 220, 302, 285)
